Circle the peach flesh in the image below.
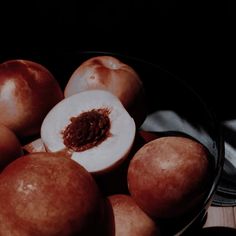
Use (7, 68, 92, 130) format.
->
(41, 90, 136, 175)
(0, 124, 23, 171)
(128, 136, 212, 219)
(0, 59, 64, 138)
(22, 138, 46, 154)
(64, 55, 146, 127)
(0, 153, 104, 236)
(108, 194, 160, 236)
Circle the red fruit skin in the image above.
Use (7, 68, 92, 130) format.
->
(108, 194, 160, 236)
(0, 153, 105, 236)
(128, 136, 212, 219)
(64, 56, 147, 127)
(0, 124, 23, 171)
(0, 60, 64, 138)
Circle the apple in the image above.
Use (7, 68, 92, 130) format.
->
(0, 152, 105, 236)
(107, 194, 160, 236)
(0, 124, 23, 171)
(0, 59, 64, 139)
(64, 55, 146, 127)
(127, 136, 212, 219)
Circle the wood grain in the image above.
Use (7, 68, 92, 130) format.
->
(204, 206, 236, 228)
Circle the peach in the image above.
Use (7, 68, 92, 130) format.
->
(108, 194, 160, 236)
(64, 55, 146, 127)
(0, 153, 105, 236)
(0, 59, 64, 138)
(127, 136, 212, 219)
(41, 90, 136, 175)
(0, 124, 23, 171)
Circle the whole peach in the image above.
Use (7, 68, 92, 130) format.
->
(64, 55, 146, 127)
(128, 136, 212, 219)
(0, 59, 64, 138)
(0, 153, 105, 236)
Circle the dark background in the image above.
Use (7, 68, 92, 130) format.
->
(0, 1, 235, 122)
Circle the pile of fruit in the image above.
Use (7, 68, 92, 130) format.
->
(0, 55, 213, 235)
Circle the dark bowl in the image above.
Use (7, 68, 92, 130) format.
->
(0, 50, 224, 235)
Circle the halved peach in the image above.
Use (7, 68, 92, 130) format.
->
(41, 90, 136, 174)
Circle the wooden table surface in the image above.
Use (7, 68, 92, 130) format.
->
(204, 205, 236, 228)
(201, 203, 236, 235)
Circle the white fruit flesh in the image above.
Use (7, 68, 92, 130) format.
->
(23, 138, 46, 154)
(41, 90, 136, 174)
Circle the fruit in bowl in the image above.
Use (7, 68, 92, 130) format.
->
(0, 153, 105, 236)
(64, 55, 146, 127)
(127, 136, 212, 219)
(0, 51, 223, 235)
(0, 59, 64, 139)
